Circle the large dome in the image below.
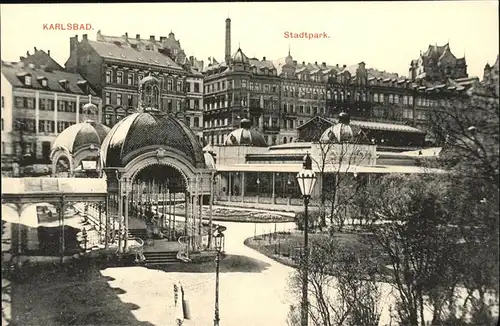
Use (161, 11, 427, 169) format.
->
(224, 119, 267, 147)
(100, 112, 205, 168)
(52, 120, 110, 153)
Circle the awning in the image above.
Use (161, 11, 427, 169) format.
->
(215, 164, 446, 174)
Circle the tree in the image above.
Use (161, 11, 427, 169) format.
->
(427, 82, 499, 325)
(364, 173, 465, 326)
(308, 113, 372, 231)
(288, 237, 382, 326)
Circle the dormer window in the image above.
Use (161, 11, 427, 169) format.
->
(59, 79, 69, 90)
(77, 80, 89, 93)
(25, 75, 32, 86)
(37, 76, 48, 87)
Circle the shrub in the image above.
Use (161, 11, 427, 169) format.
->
(294, 210, 321, 231)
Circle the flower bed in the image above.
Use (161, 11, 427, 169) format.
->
(158, 205, 293, 223)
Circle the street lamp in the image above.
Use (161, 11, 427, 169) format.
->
(213, 228, 225, 326)
(296, 153, 317, 326)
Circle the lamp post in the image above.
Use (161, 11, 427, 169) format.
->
(296, 153, 317, 326)
(213, 228, 225, 326)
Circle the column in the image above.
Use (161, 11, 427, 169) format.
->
(272, 172, 276, 204)
(35, 91, 40, 136)
(123, 178, 129, 253)
(228, 172, 232, 201)
(76, 95, 80, 123)
(105, 196, 109, 248)
(59, 196, 66, 263)
(54, 93, 58, 132)
(184, 191, 189, 237)
(241, 172, 245, 201)
(117, 180, 123, 254)
(208, 173, 214, 249)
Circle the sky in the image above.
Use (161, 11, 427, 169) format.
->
(1, 2, 498, 79)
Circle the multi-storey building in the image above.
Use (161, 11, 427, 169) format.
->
(203, 19, 479, 147)
(64, 31, 205, 142)
(409, 43, 468, 83)
(1, 59, 101, 169)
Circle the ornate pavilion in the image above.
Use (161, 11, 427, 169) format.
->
(206, 112, 444, 208)
(46, 72, 217, 262)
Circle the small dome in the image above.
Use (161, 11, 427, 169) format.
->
(224, 119, 267, 147)
(52, 121, 110, 153)
(82, 102, 98, 114)
(233, 48, 249, 65)
(320, 113, 359, 143)
(100, 112, 205, 168)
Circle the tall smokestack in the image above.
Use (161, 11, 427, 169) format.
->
(225, 18, 231, 64)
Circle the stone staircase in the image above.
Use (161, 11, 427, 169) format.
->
(128, 228, 147, 240)
(143, 251, 179, 266)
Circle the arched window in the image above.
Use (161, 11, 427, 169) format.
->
(283, 137, 288, 144)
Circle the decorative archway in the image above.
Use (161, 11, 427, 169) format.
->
(103, 145, 215, 256)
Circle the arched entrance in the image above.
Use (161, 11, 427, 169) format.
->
(54, 156, 71, 177)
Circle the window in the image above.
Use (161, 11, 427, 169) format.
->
(388, 94, 394, 103)
(67, 102, 75, 113)
(1, 118, 3, 131)
(41, 79, 48, 87)
(194, 83, 199, 93)
(106, 70, 112, 83)
(373, 94, 379, 102)
(138, 74, 144, 84)
(194, 117, 199, 127)
(177, 81, 182, 91)
(39, 99, 46, 111)
(168, 100, 173, 111)
(57, 121, 66, 133)
(403, 96, 408, 105)
(117, 94, 122, 106)
(117, 72, 123, 84)
(27, 98, 35, 109)
(128, 73, 133, 85)
(167, 79, 173, 91)
(379, 94, 384, 102)
(47, 99, 54, 111)
(25, 75, 32, 86)
(105, 93, 110, 105)
(186, 117, 191, 126)
(128, 95, 133, 107)
(176, 100, 181, 111)
(409, 96, 413, 105)
(242, 80, 247, 88)
(394, 95, 399, 104)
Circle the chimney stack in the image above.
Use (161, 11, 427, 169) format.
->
(70, 35, 79, 53)
(343, 64, 347, 68)
(48, 50, 51, 57)
(160, 36, 166, 42)
(34, 47, 37, 52)
(336, 64, 339, 67)
(314, 61, 317, 66)
(263, 56, 266, 61)
(302, 61, 305, 65)
(125, 32, 128, 40)
(136, 34, 140, 40)
(150, 35, 155, 41)
(225, 18, 231, 63)
(322, 62, 326, 68)
(83, 34, 88, 41)
(26, 51, 30, 56)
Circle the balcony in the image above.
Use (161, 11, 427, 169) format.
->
(263, 126, 280, 134)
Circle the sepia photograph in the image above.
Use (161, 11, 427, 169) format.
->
(1, 2, 498, 325)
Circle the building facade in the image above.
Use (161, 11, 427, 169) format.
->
(1, 60, 101, 171)
(64, 31, 205, 142)
(202, 19, 478, 147)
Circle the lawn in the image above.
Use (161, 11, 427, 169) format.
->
(245, 230, 388, 272)
(9, 259, 154, 326)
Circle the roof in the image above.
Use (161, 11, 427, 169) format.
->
(1, 61, 97, 95)
(298, 116, 426, 134)
(87, 40, 183, 71)
(215, 163, 446, 174)
(100, 112, 205, 168)
(51, 121, 110, 154)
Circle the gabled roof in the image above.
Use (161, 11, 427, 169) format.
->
(87, 40, 183, 71)
(297, 116, 426, 134)
(1, 61, 97, 95)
